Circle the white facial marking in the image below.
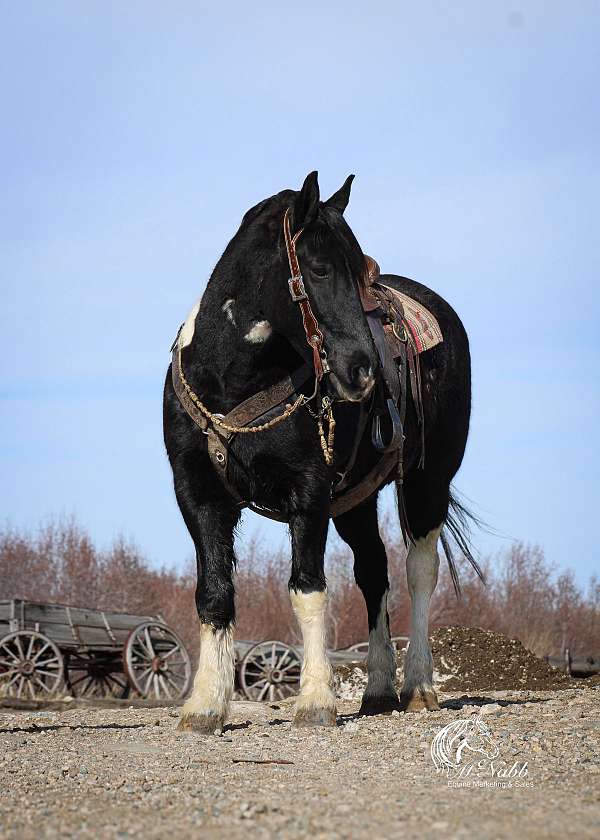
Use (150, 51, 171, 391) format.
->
(179, 298, 201, 348)
(222, 298, 236, 325)
(180, 623, 234, 724)
(290, 589, 336, 712)
(244, 319, 272, 343)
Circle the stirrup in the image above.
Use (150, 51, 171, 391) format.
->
(372, 398, 404, 453)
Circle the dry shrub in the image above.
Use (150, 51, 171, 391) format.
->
(0, 517, 598, 661)
(431, 543, 600, 656)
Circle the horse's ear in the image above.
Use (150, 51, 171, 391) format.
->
(292, 171, 320, 232)
(323, 174, 355, 214)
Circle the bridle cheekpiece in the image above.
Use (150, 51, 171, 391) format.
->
(283, 207, 330, 381)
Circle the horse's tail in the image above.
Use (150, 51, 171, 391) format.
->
(440, 488, 486, 596)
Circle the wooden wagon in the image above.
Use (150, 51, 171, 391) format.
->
(0, 599, 192, 701)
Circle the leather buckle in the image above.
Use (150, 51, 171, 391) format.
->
(288, 275, 308, 302)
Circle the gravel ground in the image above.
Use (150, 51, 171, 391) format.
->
(1, 688, 599, 839)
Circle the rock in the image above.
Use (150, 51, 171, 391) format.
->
(479, 703, 502, 715)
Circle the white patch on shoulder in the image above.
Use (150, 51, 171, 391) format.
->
(222, 298, 236, 325)
(179, 298, 201, 348)
(244, 319, 272, 343)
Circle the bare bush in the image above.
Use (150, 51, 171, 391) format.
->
(430, 543, 600, 656)
(0, 518, 598, 661)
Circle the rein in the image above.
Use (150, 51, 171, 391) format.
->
(176, 343, 306, 436)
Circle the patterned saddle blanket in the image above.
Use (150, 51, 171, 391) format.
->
(362, 255, 443, 354)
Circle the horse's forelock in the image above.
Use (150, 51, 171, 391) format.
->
(309, 206, 366, 283)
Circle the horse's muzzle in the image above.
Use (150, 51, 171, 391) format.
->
(327, 366, 376, 403)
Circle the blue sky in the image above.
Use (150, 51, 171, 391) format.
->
(1, 1, 598, 584)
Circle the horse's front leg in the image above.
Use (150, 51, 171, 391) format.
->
(289, 506, 336, 727)
(173, 466, 240, 734)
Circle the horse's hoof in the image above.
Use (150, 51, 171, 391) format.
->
(400, 687, 440, 712)
(293, 705, 337, 727)
(359, 694, 401, 716)
(177, 712, 224, 734)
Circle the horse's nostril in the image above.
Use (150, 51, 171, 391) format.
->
(351, 364, 374, 389)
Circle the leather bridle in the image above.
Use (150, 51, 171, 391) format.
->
(283, 207, 330, 381)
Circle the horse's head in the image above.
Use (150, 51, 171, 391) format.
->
(240, 172, 378, 403)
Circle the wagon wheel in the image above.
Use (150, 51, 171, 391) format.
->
(347, 638, 408, 656)
(124, 622, 191, 700)
(0, 631, 64, 699)
(67, 652, 129, 699)
(347, 641, 369, 654)
(239, 641, 301, 701)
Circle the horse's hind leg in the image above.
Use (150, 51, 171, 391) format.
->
(334, 497, 399, 714)
(289, 503, 337, 727)
(399, 476, 447, 712)
(401, 528, 441, 711)
(172, 461, 240, 734)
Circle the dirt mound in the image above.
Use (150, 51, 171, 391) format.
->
(430, 626, 573, 691)
(334, 626, 575, 697)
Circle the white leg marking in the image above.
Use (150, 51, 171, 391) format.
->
(180, 623, 234, 730)
(402, 527, 441, 708)
(179, 298, 201, 348)
(290, 590, 336, 724)
(221, 298, 236, 325)
(244, 319, 272, 343)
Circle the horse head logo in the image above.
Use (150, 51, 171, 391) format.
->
(431, 713, 499, 775)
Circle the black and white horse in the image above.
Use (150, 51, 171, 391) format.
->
(163, 172, 476, 732)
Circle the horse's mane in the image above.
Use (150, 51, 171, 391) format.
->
(237, 190, 367, 286)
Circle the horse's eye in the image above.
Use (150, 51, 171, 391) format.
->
(311, 267, 328, 279)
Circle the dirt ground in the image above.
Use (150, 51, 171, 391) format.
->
(334, 626, 577, 701)
(429, 626, 575, 691)
(1, 686, 599, 840)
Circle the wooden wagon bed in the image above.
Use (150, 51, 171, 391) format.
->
(0, 600, 163, 651)
(0, 599, 192, 702)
